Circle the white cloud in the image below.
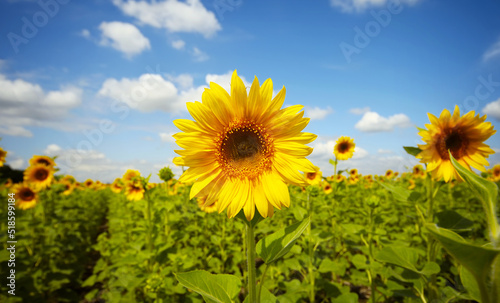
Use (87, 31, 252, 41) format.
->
(305, 106, 333, 120)
(172, 39, 185, 50)
(377, 148, 393, 154)
(99, 21, 151, 58)
(483, 98, 500, 120)
(329, 0, 419, 13)
(355, 111, 412, 132)
(483, 38, 500, 62)
(80, 29, 91, 39)
(9, 158, 24, 170)
(159, 132, 175, 143)
(349, 106, 370, 115)
(167, 74, 194, 90)
(0, 74, 82, 137)
(191, 47, 209, 62)
(112, 0, 221, 38)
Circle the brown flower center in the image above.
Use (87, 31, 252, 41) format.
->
(35, 168, 49, 181)
(338, 142, 349, 153)
(436, 128, 468, 160)
(38, 159, 51, 166)
(306, 172, 316, 180)
(216, 121, 274, 180)
(19, 188, 35, 201)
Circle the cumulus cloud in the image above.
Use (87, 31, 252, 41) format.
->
(99, 21, 151, 58)
(80, 29, 91, 39)
(190, 47, 209, 62)
(305, 106, 333, 120)
(172, 39, 185, 50)
(112, 0, 221, 38)
(483, 98, 500, 120)
(329, 0, 420, 13)
(355, 111, 412, 132)
(349, 106, 370, 115)
(0, 74, 82, 137)
(159, 132, 176, 143)
(483, 38, 500, 62)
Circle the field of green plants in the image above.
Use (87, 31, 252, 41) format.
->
(1, 158, 499, 303)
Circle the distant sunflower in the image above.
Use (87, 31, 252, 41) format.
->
(334, 136, 355, 160)
(122, 169, 141, 184)
(3, 178, 13, 188)
(197, 196, 218, 214)
(408, 179, 416, 190)
(305, 166, 322, 186)
(61, 181, 75, 196)
(84, 179, 94, 188)
(11, 182, 39, 210)
(173, 70, 317, 220)
(322, 182, 333, 194)
(491, 164, 500, 182)
(412, 165, 426, 179)
(111, 178, 124, 193)
(125, 180, 145, 201)
(29, 155, 56, 168)
(334, 174, 345, 183)
(0, 147, 7, 167)
(24, 164, 54, 189)
(61, 175, 76, 184)
(349, 168, 358, 177)
(417, 105, 496, 182)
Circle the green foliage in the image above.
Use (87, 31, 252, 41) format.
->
(175, 270, 241, 303)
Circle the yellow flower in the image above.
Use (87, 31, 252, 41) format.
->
(491, 164, 500, 182)
(408, 179, 416, 190)
(334, 174, 345, 183)
(125, 180, 144, 201)
(60, 180, 75, 196)
(173, 70, 317, 220)
(84, 179, 94, 188)
(417, 105, 496, 182)
(412, 165, 426, 179)
(385, 169, 394, 179)
(197, 196, 218, 213)
(61, 175, 76, 184)
(349, 168, 358, 177)
(322, 181, 333, 194)
(11, 182, 39, 210)
(334, 136, 355, 160)
(305, 167, 322, 186)
(0, 147, 7, 167)
(111, 178, 124, 193)
(24, 164, 54, 190)
(122, 169, 141, 183)
(29, 155, 56, 168)
(3, 178, 13, 189)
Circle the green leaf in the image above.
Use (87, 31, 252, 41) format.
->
(175, 270, 241, 303)
(332, 292, 358, 303)
(435, 210, 474, 231)
(426, 223, 500, 303)
(449, 153, 500, 243)
(256, 217, 310, 264)
(375, 246, 419, 273)
(460, 266, 481, 302)
(352, 254, 369, 270)
(376, 181, 411, 202)
(243, 287, 278, 303)
(403, 146, 422, 157)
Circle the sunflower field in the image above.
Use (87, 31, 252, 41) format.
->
(1, 72, 500, 303)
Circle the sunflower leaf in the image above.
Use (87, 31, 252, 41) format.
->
(376, 180, 411, 202)
(256, 216, 310, 264)
(403, 146, 422, 157)
(175, 270, 241, 303)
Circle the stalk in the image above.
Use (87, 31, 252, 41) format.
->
(245, 223, 257, 303)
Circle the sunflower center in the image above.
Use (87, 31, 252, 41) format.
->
(437, 128, 468, 160)
(35, 168, 49, 181)
(38, 159, 51, 166)
(306, 172, 316, 180)
(216, 121, 274, 180)
(338, 142, 349, 153)
(20, 188, 35, 201)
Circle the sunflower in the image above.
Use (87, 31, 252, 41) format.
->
(3, 178, 13, 189)
(197, 196, 218, 214)
(61, 181, 75, 196)
(334, 136, 355, 160)
(29, 155, 56, 168)
(349, 168, 358, 177)
(61, 175, 76, 184)
(173, 70, 317, 220)
(24, 164, 54, 190)
(125, 180, 145, 201)
(322, 181, 333, 194)
(417, 105, 496, 182)
(412, 165, 426, 179)
(84, 179, 94, 188)
(305, 167, 322, 186)
(334, 174, 345, 183)
(111, 178, 124, 193)
(385, 169, 394, 179)
(0, 147, 7, 167)
(491, 164, 500, 182)
(11, 182, 39, 210)
(408, 179, 416, 190)
(122, 169, 141, 184)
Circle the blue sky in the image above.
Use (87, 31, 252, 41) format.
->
(1, 0, 500, 183)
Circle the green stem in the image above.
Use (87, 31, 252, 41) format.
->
(146, 191, 154, 272)
(245, 223, 257, 303)
(257, 264, 269, 302)
(368, 208, 376, 303)
(306, 190, 315, 303)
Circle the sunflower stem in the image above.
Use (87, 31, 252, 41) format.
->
(145, 190, 154, 272)
(306, 190, 315, 303)
(245, 222, 258, 303)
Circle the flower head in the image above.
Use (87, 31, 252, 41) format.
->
(173, 70, 317, 220)
(334, 136, 355, 160)
(0, 147, 7, 167)
(24, 164, 54, 190)
(29, 155, 56, 168)
(125, 180, 145, 201)
(305, 166, 322, 186)
(417, 105, 496, 182)
(11, 182, 39, 210)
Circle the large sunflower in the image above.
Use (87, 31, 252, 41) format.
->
(11, 182, 39, 210)
(24, 164, 54, 189)
(0, 147, 7, 167)
(173, 70, 317, 220)
(417, 105, 496, 182)
(334, 136, 355, 160)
